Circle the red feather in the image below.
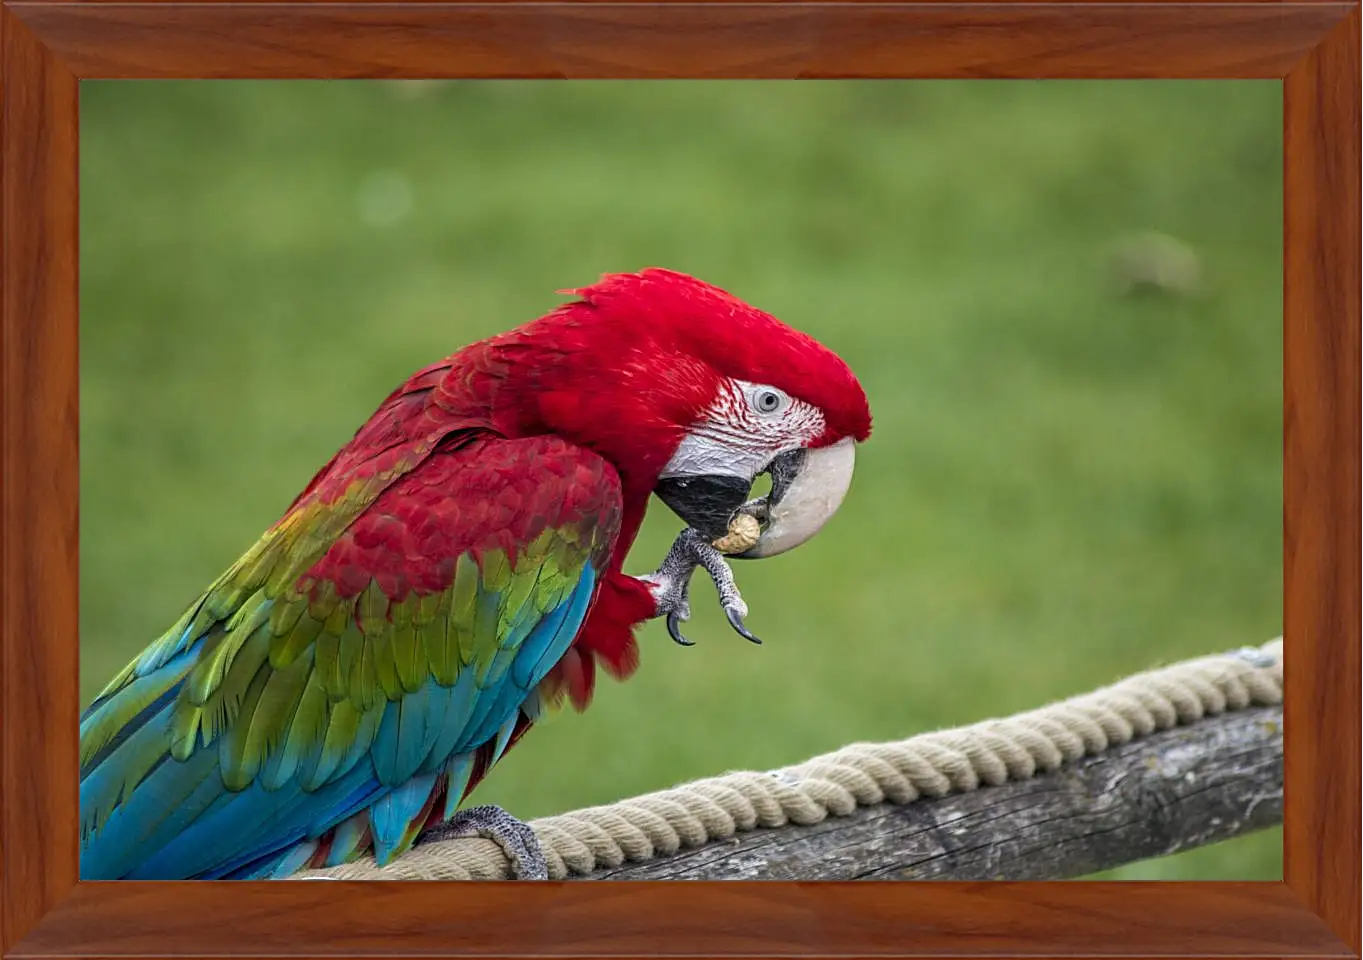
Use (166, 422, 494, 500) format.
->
(303, 434, 620, 602)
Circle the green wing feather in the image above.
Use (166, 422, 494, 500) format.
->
(80, 433, 622, 879)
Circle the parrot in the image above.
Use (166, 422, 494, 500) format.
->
(78, 268, 873, 880)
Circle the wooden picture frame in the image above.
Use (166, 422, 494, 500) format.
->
(2, 3, 1357, 957)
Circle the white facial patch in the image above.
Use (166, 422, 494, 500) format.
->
(661, 379, 825, 480)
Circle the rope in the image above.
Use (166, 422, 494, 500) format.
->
(296, 637, 1283, 880)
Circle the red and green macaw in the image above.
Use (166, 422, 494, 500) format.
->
(79, 269, 872, 880)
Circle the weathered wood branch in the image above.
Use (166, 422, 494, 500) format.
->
(580, 705, 1283, 880)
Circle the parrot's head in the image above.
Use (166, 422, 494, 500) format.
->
(526, 268, 872, 560)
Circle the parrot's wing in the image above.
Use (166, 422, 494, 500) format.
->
(79, 434, 622, 879)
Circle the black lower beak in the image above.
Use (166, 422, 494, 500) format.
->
(654, 474, 753, 541)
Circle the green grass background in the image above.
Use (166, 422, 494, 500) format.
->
(80, 81, 1283, 880)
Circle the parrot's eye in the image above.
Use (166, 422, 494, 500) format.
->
(751, 387, 789, 416)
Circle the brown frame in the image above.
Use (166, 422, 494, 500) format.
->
(2, 3, 1358, 958)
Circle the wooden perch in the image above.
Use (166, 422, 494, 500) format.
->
(578, 705, 1283, 881)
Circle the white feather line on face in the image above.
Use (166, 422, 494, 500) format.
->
(660, 378, 825, 480)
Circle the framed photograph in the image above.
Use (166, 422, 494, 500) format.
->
(1, 3, 1356, 959)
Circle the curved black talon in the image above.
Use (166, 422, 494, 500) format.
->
(724, 606, 762, 645)
(667, 612, 695, 646)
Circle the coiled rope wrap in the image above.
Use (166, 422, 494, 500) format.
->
(298, 637, 1283, 881)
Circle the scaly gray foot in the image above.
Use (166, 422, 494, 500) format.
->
(640, 528, 759, 647)
(426, 804, 549, 880)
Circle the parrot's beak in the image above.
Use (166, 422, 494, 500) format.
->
(654, 436, 857, 555)
(736, 437, 857, 559)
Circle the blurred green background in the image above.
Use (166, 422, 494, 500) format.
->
(80, 81, 1282, 880)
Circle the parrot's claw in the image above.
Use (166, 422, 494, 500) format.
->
(666, 612, 696, 646)
(640, 566, 695, 646)
(426, 804, 549, 880)
(643, 529, 759, 646)
(724, 604, 761, 645)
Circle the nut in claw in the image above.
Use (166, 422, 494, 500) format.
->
(711, 512, 762, 555)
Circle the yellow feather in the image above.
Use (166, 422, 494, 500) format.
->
(413, 592, 444, 628)
(269, 608, 325, 669)
(480, 549, 511, 592)
(356, 580, 388, 636)
(443, 554, 479, 675)
(192, 624, 272, 753)
(240, 649, 314, 789)
(371, 626, 403, 701)
(265, 666, 330, 791)
(391, 623, 425, 693)
(218, 665, 272, 791)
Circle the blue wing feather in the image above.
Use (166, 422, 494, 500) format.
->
(369, 772, 439, 863)
(81, 561, 603, 879)
(80, 436, 622, 879)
